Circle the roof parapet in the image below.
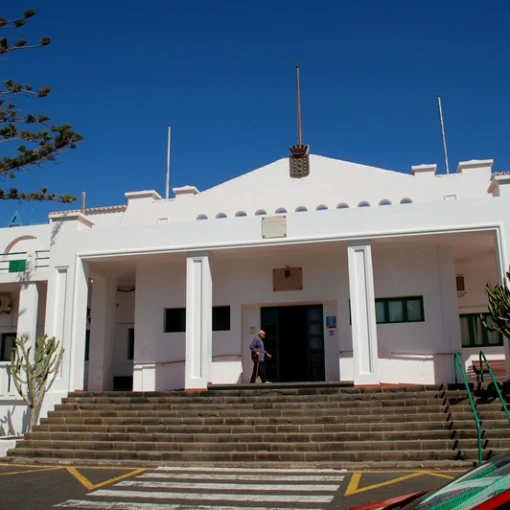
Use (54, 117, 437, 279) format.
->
(456, 159, 494, 174)
(412, 164, 437, 176)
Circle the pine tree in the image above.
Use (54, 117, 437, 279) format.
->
(0, 8, 83, 203)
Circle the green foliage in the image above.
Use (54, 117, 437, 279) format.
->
(0, 8, 82, 203)
(482, 270, 510, 339)
(9, 334, 64, 432)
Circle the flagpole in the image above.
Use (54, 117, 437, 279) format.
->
(437, 96, 450, 175)
(165, 125, 171, 199)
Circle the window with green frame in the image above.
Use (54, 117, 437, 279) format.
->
(459, 313, 503, 348)
(375, 296, 424, 324)
(349, 296, 425, 324)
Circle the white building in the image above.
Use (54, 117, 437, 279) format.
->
(0, 153, 508, 435)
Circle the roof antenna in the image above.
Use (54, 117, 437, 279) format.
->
(289, 66, 310, 178)
(437, 95, 450, 175)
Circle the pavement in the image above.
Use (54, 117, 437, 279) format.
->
(0, 461, 466, 510)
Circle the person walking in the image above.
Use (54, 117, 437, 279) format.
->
(249, 330, 272, 383)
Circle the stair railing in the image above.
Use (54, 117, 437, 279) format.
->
(453, 351, 483, 464)
(478, 351, 510, 425)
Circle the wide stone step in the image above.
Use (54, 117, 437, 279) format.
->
(41, 410, 458, 426)
(62, 390, 506, 406)
(8, 446, 497, 463)
(54, 398, 447, 411)
(61, 392, 448, 405)
(24, 428, 462, 444)
(47, 405, 451, 419)
(22, 436, 510, 453)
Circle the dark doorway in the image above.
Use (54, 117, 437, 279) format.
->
(260, 304, 325, 383)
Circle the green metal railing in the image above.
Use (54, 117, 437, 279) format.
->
(478, 350, 510, 424)
(453, 351, 483, 464)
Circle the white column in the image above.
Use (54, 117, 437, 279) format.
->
(347, 241, 379, 385)
(437, 246, 462, 354)
(68, 258, 89, 391)
(17, 282, 39, 345)
(87, 275, 117, 391)
(185, 253, 212, 390)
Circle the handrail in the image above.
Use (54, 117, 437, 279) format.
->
(453, 351, 483, 464)
(478, 351, 510, 424)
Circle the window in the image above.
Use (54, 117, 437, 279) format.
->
(127, 328, 134, 360)
(164, 308, 186, 333)
(84, 330, 90, 361)
(375, 297, 424, 324)
(460, 313, 503, 348)
(0, 333, 16, 362)
(164, 306, 231, 333)
(349, 297, 424, 325)
(8, 260, 26, 273)
(212, 306, 230, 331)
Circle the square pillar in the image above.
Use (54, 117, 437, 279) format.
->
(437, 246, 462, 354)
(17, 282, 39, 346)
(347, 241, 379, 385)
(185, 253, 212, 389)
(68, 258, 89, 391)
(87, 275, 117, 391)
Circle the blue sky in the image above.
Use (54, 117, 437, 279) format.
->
(1, 0, 509, 225)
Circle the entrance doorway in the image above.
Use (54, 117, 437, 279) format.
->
(260, 304, 325, 383)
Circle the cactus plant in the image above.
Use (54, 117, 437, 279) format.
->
(482, 270, 510, 339)
(9, 334, 64, 433)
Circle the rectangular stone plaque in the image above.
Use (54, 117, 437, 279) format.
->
(261, 215, 287, 239)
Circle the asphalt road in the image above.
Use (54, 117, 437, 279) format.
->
(0, 461, 465, 510)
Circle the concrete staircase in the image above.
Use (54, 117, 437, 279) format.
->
(6, 383, 510, 468)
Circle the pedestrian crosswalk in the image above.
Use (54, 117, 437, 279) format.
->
(55, 466, 346, 509)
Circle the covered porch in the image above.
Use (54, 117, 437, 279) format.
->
(77, 227, 503, 392)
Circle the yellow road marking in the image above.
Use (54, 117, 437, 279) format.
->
(0, 462, 58, 468)
(0, 466, 63, 476)
(66, 467, 148, 490)
(345, 471, 426, 496)
(422, 470, 456, 481)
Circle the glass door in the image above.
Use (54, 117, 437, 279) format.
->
(260, 307, 279, 382)
(306, 305, 325, 381)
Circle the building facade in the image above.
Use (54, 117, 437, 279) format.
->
(0, 154, 508, 435)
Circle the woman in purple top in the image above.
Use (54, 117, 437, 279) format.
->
(249, 330, 272, 383)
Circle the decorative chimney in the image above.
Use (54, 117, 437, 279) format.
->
(289, 66, 310, 179)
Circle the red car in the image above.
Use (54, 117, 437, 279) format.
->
(349, 451, 510, 510)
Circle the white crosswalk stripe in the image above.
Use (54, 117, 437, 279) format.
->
(55, 466, 346, 509)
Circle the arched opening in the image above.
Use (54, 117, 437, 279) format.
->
(275, 208, 287, 214)
(358, 201, 370, 208)
(216, 213, 227, 219)
(337, 203, 349, 209)
(379, 200, 392, 206)
(295, 206, 308, 212)
(400, 198, 413, 204)
(316, 204, 328, 211)
(255, 210, 267, 216)
(196, 214, 208, 220)
(235, 211, 247, 217)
